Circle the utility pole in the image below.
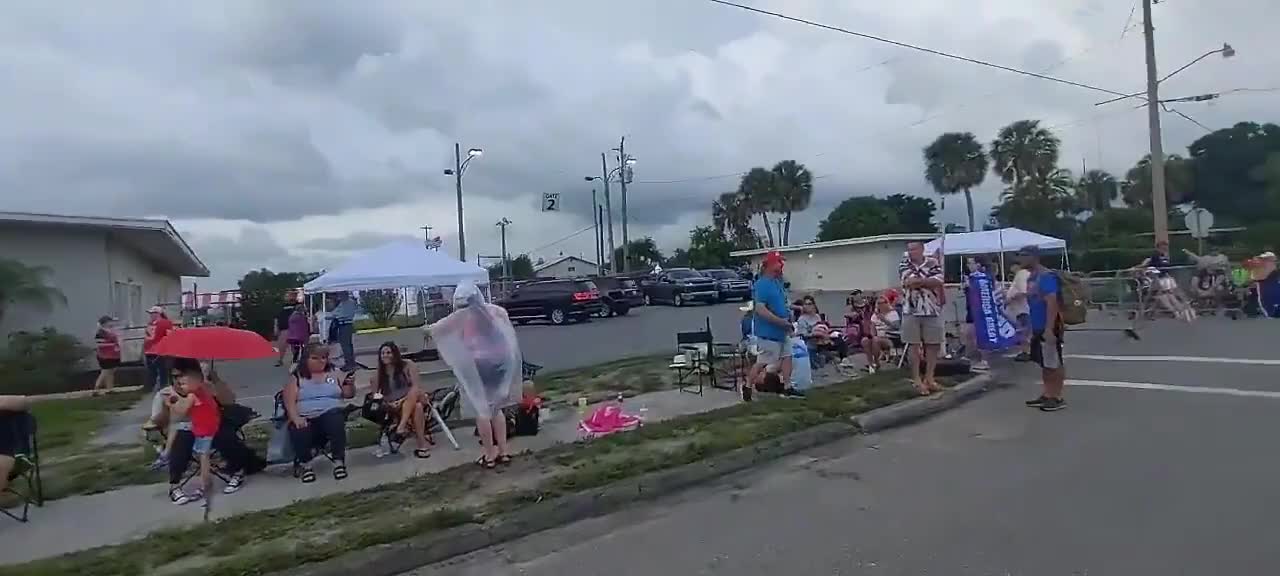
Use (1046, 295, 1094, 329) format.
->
(600, 153, 616, 275)
(420, 225, 432, 248)
(618, 136, 630, 274)
(597, 204, 606, 275)
(496, 218, 512, 281)
(453, 143, 467, 261)
(592, 188, 603, 275)
(1142, 0, 1169, 245)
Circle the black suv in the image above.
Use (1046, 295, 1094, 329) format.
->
(699, 268, 752, 302)
(590, 276, 644, 316)
(496, 279, 604, 325)
(645, 268, 719, 306)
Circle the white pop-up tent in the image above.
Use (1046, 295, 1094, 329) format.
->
(924, 227, 1066, 256)
(303, 240, 489, 293)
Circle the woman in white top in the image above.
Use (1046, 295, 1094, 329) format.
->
(1005, 262, 1032, 361)
(861, 295, 900, 374)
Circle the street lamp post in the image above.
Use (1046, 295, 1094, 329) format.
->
(496, 218, 512, 281)
(443, 143, 483, 262)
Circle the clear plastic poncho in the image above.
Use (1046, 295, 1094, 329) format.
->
(430, 281, 522, 418)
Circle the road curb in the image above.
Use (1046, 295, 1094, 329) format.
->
(851, 373, 1003, 433)
(279, 375, 1004, 576)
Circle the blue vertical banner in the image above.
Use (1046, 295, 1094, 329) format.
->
(968, 271, 1019, 350)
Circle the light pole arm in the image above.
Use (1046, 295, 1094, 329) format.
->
(1095, 46, 1232, 107)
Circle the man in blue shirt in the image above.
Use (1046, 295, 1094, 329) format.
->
(1018, 246, 1066, 412)
(328, 292, 358, 371)
(746, 251, 796, 401)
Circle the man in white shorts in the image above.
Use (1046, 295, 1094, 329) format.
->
(745, 251, 798, 400)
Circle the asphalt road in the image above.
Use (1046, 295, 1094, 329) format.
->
(410, 316, 1280, 576)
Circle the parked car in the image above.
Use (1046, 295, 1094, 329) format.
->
(644, 268, 719, 306)
(590, 276, 643, 317)
(699, 268, 752, 302)
(495, 279, 604, 325)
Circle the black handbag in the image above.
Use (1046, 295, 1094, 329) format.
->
(220, 403, 258, 431)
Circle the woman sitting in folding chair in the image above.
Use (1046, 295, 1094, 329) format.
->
(367, 341, 432, 459)
(283, 343, 356, 483)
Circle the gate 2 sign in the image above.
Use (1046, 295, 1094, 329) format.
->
(542, 192, 561, 212)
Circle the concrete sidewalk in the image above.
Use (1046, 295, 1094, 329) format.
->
(1, 385, 745, 565)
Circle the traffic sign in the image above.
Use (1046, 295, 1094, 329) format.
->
(542, 192, 561, 212)
(1184, 208, 1214, 238)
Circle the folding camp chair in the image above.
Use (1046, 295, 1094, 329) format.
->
(672, 327, 714, 395)
(2, 411, 42, 523)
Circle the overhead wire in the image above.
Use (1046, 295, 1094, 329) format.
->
(701, 0, 1129, 97)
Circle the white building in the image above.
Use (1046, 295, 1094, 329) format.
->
(731, 233, 937, 292)
(0, 212, 208, 359)
(533, 255, 598, 279)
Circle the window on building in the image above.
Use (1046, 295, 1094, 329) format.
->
(113, 282, 144, 327)
(567, 265, 576, 272)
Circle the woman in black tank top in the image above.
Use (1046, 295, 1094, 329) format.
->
(372, 342, 431, 458)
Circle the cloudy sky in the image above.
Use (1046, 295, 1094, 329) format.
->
(2, 0, 1276, 290)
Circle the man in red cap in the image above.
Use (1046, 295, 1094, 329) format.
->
(746, 251, 798, 400)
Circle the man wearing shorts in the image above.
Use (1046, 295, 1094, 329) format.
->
(1019, 246, 1066, 412)
(899, 241, 945, 395)
(746, 251, 797, 401)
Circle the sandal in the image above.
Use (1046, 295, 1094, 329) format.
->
(333, 463, 348, 481)
(495, 454, 513, 466)
(299, 467, 317, 483)
(413, 448, 431, 459)
(475, 455, 496, 469)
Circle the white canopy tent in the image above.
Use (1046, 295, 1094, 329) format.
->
(926, 228, 1069, 279)
(925, 228, 1066, 256)
(303, 240, 489, 293)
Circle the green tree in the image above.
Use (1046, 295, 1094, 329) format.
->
(487, 254, 536, 281)
(883, 194, 938, 232)
(1122, 154, 1194, 208)
(665, 248, 691, 268)
(770, 160, 814, 245)
(924, 132, 988, 231)
(1257, 152, 1280, 216)
(613, 237, 664, 272)
(990, 168, 1078, 238)
(711, 191, 761, 249)
(358, 290, 402, 327)
(238, 269, 319, 337)
(0, 258, 66, 326)
(990, 120, 1061, 190)
(1187, 121, 1280, 222)
(816, 196, 901, 242)
(685, 226, 733, 269)
(1076, 169, 1119, 213)
(736, 167, 778, 247)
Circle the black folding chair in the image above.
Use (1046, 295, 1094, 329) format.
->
(2, 411, 42, 523)
(672, 322, 716, 395)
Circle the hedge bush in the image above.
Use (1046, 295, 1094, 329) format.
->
(0, 328, 143, 395)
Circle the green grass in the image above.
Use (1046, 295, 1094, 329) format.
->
(535, 355, 675, 404)
(30, 391, 143, 457)
(3, 370, 954, 576)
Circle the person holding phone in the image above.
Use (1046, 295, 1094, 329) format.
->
(283, 343, 356, 483)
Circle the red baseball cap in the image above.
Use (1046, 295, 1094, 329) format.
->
(762, 251, 785, 268)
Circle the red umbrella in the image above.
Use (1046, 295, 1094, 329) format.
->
(148, 326, 277, 360)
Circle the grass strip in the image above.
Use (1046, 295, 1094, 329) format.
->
(5, 371, 952, 576)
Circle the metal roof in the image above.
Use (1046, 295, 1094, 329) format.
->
(0, 211, 209, 277)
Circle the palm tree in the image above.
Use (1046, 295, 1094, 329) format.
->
(712, 192, 761, 249)
(737, 167, 778, 247)
(924, 132, 988, 231)
(770, 160, 814, 245)
(990, 120, 1061, 191)
(1076, 169, 1119, 213)
(0, 258, 67, 326)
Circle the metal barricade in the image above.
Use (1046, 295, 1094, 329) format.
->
(1080, 269, 1147, 334)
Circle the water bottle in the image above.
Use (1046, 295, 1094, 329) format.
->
(374, 434, 388, 458)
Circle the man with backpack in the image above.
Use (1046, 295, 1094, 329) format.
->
(1018, 246, 1067, 412)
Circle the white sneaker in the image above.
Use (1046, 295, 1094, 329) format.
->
(223, 474, 245, 494)
(972, 360, 990, 371)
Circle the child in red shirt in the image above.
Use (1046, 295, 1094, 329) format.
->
(169, 359, 220, 508)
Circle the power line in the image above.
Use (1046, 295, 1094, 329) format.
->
(702, 0, 1129, 97)
(1164, 105, 1213, 133)
(1120, 0, 1140, 39)
(526, 224, 596, 255)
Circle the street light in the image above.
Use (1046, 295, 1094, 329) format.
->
(1094, 43, 1236, 106)
(443, 143, 484, 262)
